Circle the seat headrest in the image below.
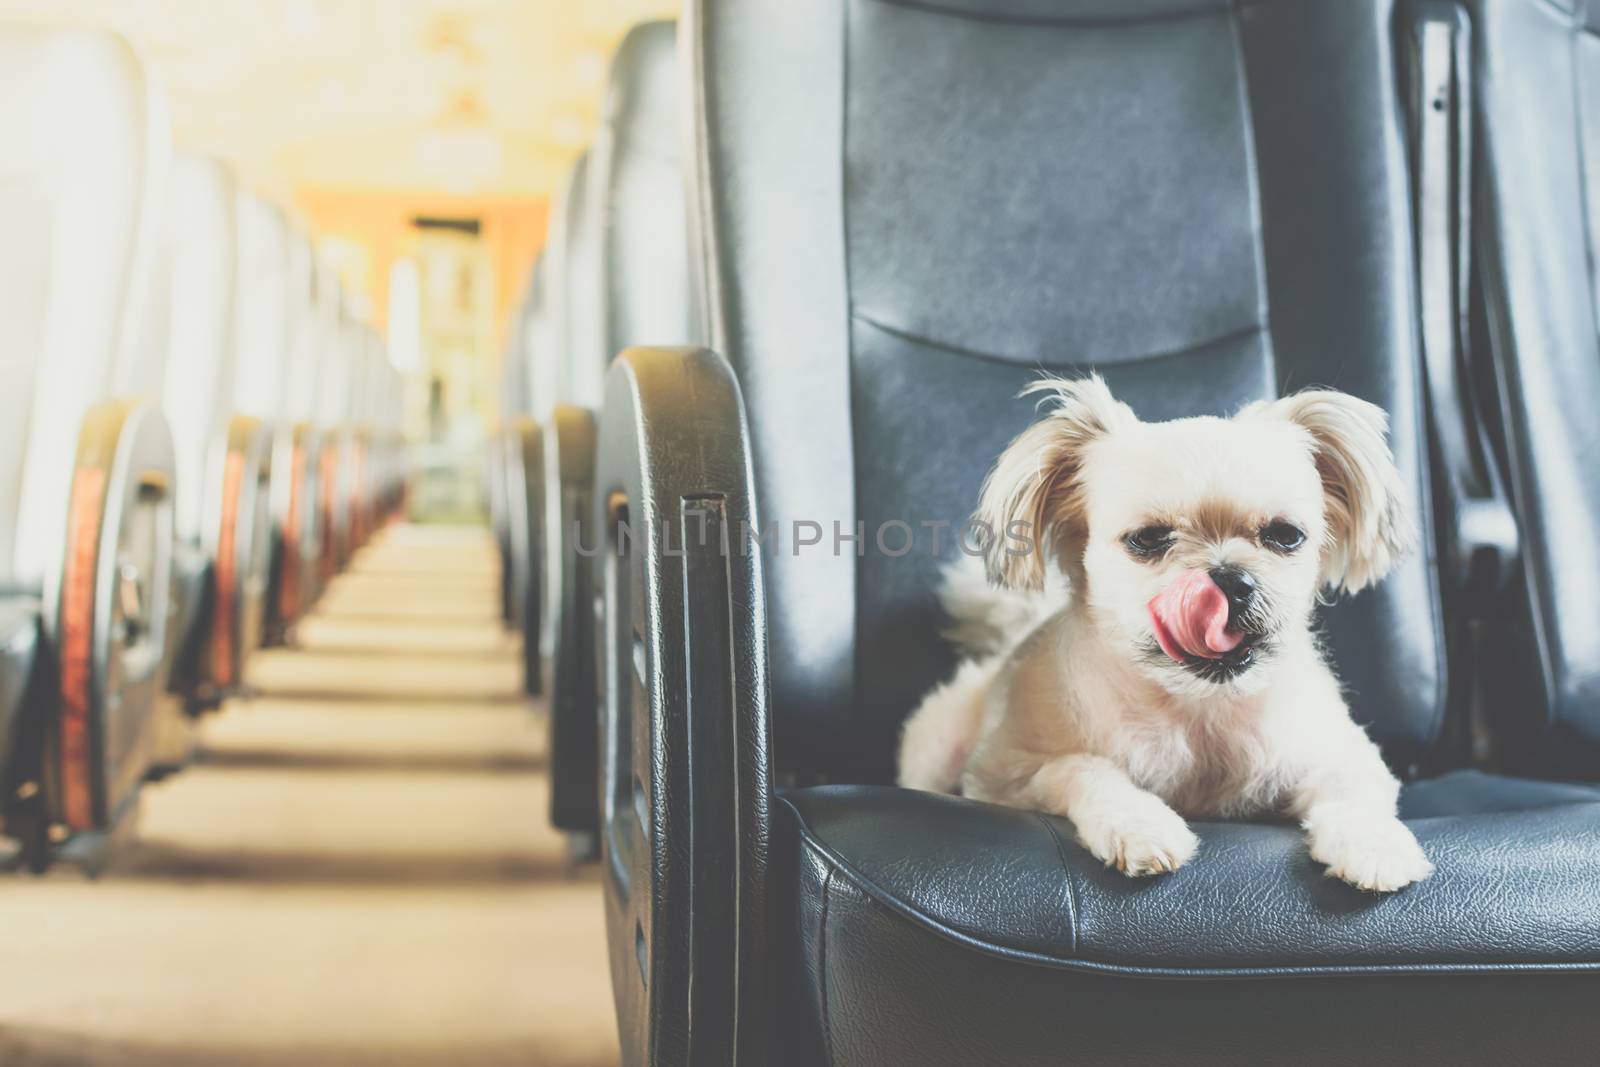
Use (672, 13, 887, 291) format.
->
(603, 20, 681, 161)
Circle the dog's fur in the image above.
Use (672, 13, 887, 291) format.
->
(898, 375, 1433, 892)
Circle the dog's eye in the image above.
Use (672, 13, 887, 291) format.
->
(1124, 525, 1175, 557)
(1261, 521, 1306, 552)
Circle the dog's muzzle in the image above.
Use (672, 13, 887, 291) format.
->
(1148, 567, 1266, 683)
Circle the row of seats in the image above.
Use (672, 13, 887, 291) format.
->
(498, 0, 1600, 1062)
(490, 18, 695, 859)
(0, 25, 406, 872)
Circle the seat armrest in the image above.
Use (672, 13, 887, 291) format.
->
(503, 416, 543, 693)
(594, 346, 772, 1065)
(543, 404, 599, 841)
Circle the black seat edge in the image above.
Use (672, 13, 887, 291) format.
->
(779, 778, 1600, 978)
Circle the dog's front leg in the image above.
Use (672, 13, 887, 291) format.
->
(1029, 754, 1197, 877)
(1287, 729, 1433, 892)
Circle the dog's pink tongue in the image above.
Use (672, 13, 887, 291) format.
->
(1147, 569, 1242, 662)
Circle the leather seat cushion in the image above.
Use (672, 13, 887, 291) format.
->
(770, 774, 1600, 1065)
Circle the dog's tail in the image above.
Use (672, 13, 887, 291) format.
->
(896, 558, 1060, 793)
(897, 656, 1000, 793)
(937, 555, 1058, 659)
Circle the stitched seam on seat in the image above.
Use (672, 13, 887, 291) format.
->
(853, 310, 1266, 370)
(790, 813, 1600, 977)
(817, 862, 838, 1067)
(867, 0, 1233, 30)
(1035, 812, 1080, 955)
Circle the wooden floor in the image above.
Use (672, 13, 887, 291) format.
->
(0, 525, 619, 1067)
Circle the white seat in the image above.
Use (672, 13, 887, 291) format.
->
(233, 195, 291, 423)
(275, 230, 318, 525)
(0, 26, 169, 600)
(0, 25, 175, 852)
(158, 155, 239, 547)
(313, 270, 353, 434)
(261, 231, 328, 633)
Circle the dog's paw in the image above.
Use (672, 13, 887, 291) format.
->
(1077, 801, 1198, 877)
(1307, 811, 1433, 893)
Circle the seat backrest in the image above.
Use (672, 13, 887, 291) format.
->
(359, 328, 386, 427)
(585, 19, 700, 406)
(284, 232, 315, 413)
(1470, 0, 1600, 773)
(285, 246, 330, 432)
(271, 228, 318, 527)
(233, 194, 291, 423)
(689, 0, 1442, 782)
(0, 26, 169, 589)
(125, 166, 178, 404)
(501, 286, 530, 422)
(546, 150, 605, 413)
(156, 155, 239, 545)
(519, 256, 552, 416)
(312, 270, 351, 432)
(347, 328, 371, 429)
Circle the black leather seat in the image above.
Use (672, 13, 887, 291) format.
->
(1469, 0, 1600, 778)
(543, 19, 697, 848)
(589, 0, 1600, 1062)
(504, 255, 546, 694)
(588, 20, 696, 400)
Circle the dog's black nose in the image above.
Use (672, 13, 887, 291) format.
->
(1209, 566, 1256, 620)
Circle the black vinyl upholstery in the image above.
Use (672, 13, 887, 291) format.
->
(552, 151, 605, 412)
(664, 0, 1600, 1062)
(1470, 0, 1600, 774)
(692, 0, 1441, 783)
(771, 774, 1600, 1062)
(593, 19, 699, 384)
(543, 20, 698, 848)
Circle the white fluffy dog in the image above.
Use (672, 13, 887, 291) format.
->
(898, 375, 1433, 892)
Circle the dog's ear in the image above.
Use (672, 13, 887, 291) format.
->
(975, 374, 1136, 591)
(1242, 390, 1416, 594)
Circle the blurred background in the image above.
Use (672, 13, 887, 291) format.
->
(0, 2, 672, 1065)
(6, 0, 670, 520)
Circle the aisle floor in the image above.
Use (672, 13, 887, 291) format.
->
(0, 525, 619, 1067)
